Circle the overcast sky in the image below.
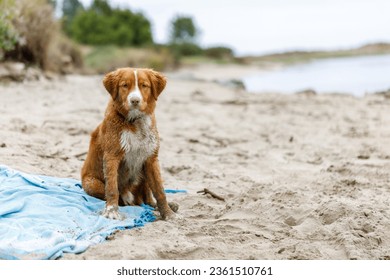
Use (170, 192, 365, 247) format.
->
(77, 0, 390, 56)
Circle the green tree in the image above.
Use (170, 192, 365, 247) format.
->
(68, 0, 152, 46)
(169, 15, 202, 60)
(0, 0, 19, 58)
(170, 16, 198, 44)
(62, 0, 84, 34)
(90, 0, 112, 15)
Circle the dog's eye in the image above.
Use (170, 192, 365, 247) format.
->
(122, 84, 128, 88)
(141, 84, 149, 89)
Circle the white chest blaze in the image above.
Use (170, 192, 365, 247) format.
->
(119, 116, 158, 185)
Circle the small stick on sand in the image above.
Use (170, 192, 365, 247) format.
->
(197, 188, 225, 201)
(74, 151, 88, 158)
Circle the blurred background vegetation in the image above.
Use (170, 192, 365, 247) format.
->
(0, 0, 235, 74)
(2, 0, 386, 77)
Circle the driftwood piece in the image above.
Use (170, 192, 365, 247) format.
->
(197, 188, 225, 201)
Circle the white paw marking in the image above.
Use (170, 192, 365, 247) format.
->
(102, 205, 121, 220)
(170, 213, 184, 221)
(160, 210, 181, 221)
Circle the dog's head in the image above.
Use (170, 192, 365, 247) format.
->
(103, 68, 166, 121)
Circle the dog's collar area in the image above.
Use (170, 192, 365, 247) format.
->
(127, 115, 142, 124)
(114, 109, 143, 125)
(126, 110, 146, 124)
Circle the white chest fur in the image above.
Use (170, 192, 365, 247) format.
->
(119, 116, 158, 185)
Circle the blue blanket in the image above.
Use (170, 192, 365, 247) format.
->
(0, 165, 159, 260)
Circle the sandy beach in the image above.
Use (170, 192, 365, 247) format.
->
(0, 64, 389, 260)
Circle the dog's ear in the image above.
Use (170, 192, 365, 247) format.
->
(149, 69, 167, 100)
(103, 70, 120, 99)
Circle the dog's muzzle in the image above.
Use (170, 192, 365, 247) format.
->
(128, 90, 142, 108)
(130, 95, 140, 106)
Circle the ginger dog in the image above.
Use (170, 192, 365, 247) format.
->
(81, 68, 175, 220)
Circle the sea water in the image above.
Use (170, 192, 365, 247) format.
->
(243, 54, 390, 97)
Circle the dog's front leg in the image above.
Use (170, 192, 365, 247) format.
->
(102, 157, 121, 219)
(145, 156, 175, 220)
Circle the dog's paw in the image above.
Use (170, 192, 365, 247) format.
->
(161, 209, 183, 221)
(102, 205, 121, 220)
(170, 213, 184, 221)
(168, 202, 179, 213)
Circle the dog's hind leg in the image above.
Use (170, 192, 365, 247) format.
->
(82, 176, 105, 200)
(122, 183, 154, 207)
(140, 180, 156, 208)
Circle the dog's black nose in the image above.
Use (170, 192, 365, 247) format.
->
(130, 96, 140, 106)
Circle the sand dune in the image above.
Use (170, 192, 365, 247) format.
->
(0, 65, 389, 259)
